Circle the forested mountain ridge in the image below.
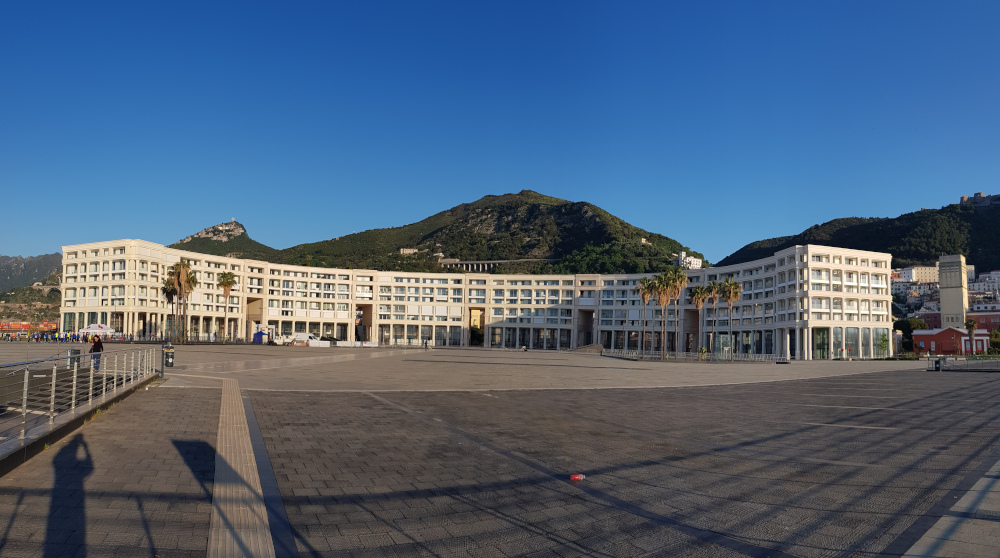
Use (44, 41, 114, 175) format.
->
(172, 191, 705, 274)
(718, 202, 999, 270)
(0, 253, 62, 293)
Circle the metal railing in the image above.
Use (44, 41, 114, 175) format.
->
(0, 348, 156, 442)
(602, 349, 780, 363)
(931, 356, 1000, 372)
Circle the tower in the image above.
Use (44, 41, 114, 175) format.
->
(939, 254, 968, 327)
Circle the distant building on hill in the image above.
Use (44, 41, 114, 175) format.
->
(960, 192, 1000, 209)
(675, 251, 703, 269)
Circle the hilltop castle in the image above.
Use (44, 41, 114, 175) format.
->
(960, 192, 1000, 208)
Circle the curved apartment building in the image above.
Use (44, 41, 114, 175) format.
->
(58, 239, 893, 360)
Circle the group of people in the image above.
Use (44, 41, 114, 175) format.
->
(2, 332, 147, 343)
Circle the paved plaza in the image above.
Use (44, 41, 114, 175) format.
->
(0, 345, 999, 556)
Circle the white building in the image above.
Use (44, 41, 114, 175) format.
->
(675, 251, 703, 269)
(895, 264, 939, 284)
(59, 240, 893, 360)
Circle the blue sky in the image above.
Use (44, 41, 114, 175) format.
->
(2, 1, 998, 263)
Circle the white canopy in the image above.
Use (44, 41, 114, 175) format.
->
(79, 324, 116, 334)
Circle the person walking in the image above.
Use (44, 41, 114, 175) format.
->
(89, 335, 104, 372)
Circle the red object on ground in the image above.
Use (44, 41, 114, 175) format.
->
(569, 474, 585, 481)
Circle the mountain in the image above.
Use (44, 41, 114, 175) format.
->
(0, 253, 62, 294)
(718, 202, 1000, 270)
(169, 221, 280, 261)
(171, 191, 705, 274)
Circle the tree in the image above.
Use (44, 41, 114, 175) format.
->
(707, 281, 722, 354)
(160, 279, 177, 341)
(216, 271, 238, 343)
(990, 329, 1000, 354)
(637, 276, 656, 358)
(876, 333, 890, 358)
(965, 317, 978, 355)
(169, 261, 198, 342)
(654, 273, 672, 359)
(667, 267, 688, 353)
(893, 317, 928, 351)
(722, 277, 742, 359)
(690, 285, 709, 356)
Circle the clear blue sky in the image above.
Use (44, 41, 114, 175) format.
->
(3, 1, 998, 263)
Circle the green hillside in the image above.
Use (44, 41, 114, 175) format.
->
(719, 203, 999, 270)
(172, 191, 704, 274)
(0, 253, 62, 293)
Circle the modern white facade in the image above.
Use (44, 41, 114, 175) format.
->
(59, 239, 893, 360)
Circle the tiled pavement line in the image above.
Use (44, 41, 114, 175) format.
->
(208, 377, 276, 558)
(365, 391, 800, 558)
(242, 389, 298, 558)
(900, 456, 1000, 557)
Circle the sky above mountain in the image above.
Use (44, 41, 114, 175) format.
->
(2, 1, 998, 262)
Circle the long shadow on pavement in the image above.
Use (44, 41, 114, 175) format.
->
(44, 434, 93, 558)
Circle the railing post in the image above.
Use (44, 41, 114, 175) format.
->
(113, 353, 119, 393)
(130, 350, 135, 384)
(48, 364, 57, 424)
(19, 367, 29, 440)
(88, 357, 95, 406)
(102, 356, 108, 397)
(71, 360, 78, 411)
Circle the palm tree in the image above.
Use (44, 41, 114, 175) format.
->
(161, 278, 177, 342)
(654, 272, 672, 359)
(965, 317, 978, 356)
(170, 261, 197, 342)
(667, 267, 689, 354)
(637, 276, 656, 358)
(707, 281, 722, 354)
(722, 276, 742, 359)
(690, 285, 709, 356)
(217, 271, 238, 343)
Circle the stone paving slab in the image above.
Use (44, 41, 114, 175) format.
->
(248, 370, 1000, 557)
(0, 385, 220, 558)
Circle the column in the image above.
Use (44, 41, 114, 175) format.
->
(804, 327, 811, 360)
(795, 326, 805, 360)
(827, 328, 833, 360)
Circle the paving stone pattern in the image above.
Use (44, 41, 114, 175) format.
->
(0, 386, 221, 558)
(208, 378, 275, 557)
(250, 370, 1000, 557)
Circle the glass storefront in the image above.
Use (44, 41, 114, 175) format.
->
(845, 327, 859, 358)
(813, 328, 829, 360)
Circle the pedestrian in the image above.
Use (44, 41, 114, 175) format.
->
(90, 335, 104, 372)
